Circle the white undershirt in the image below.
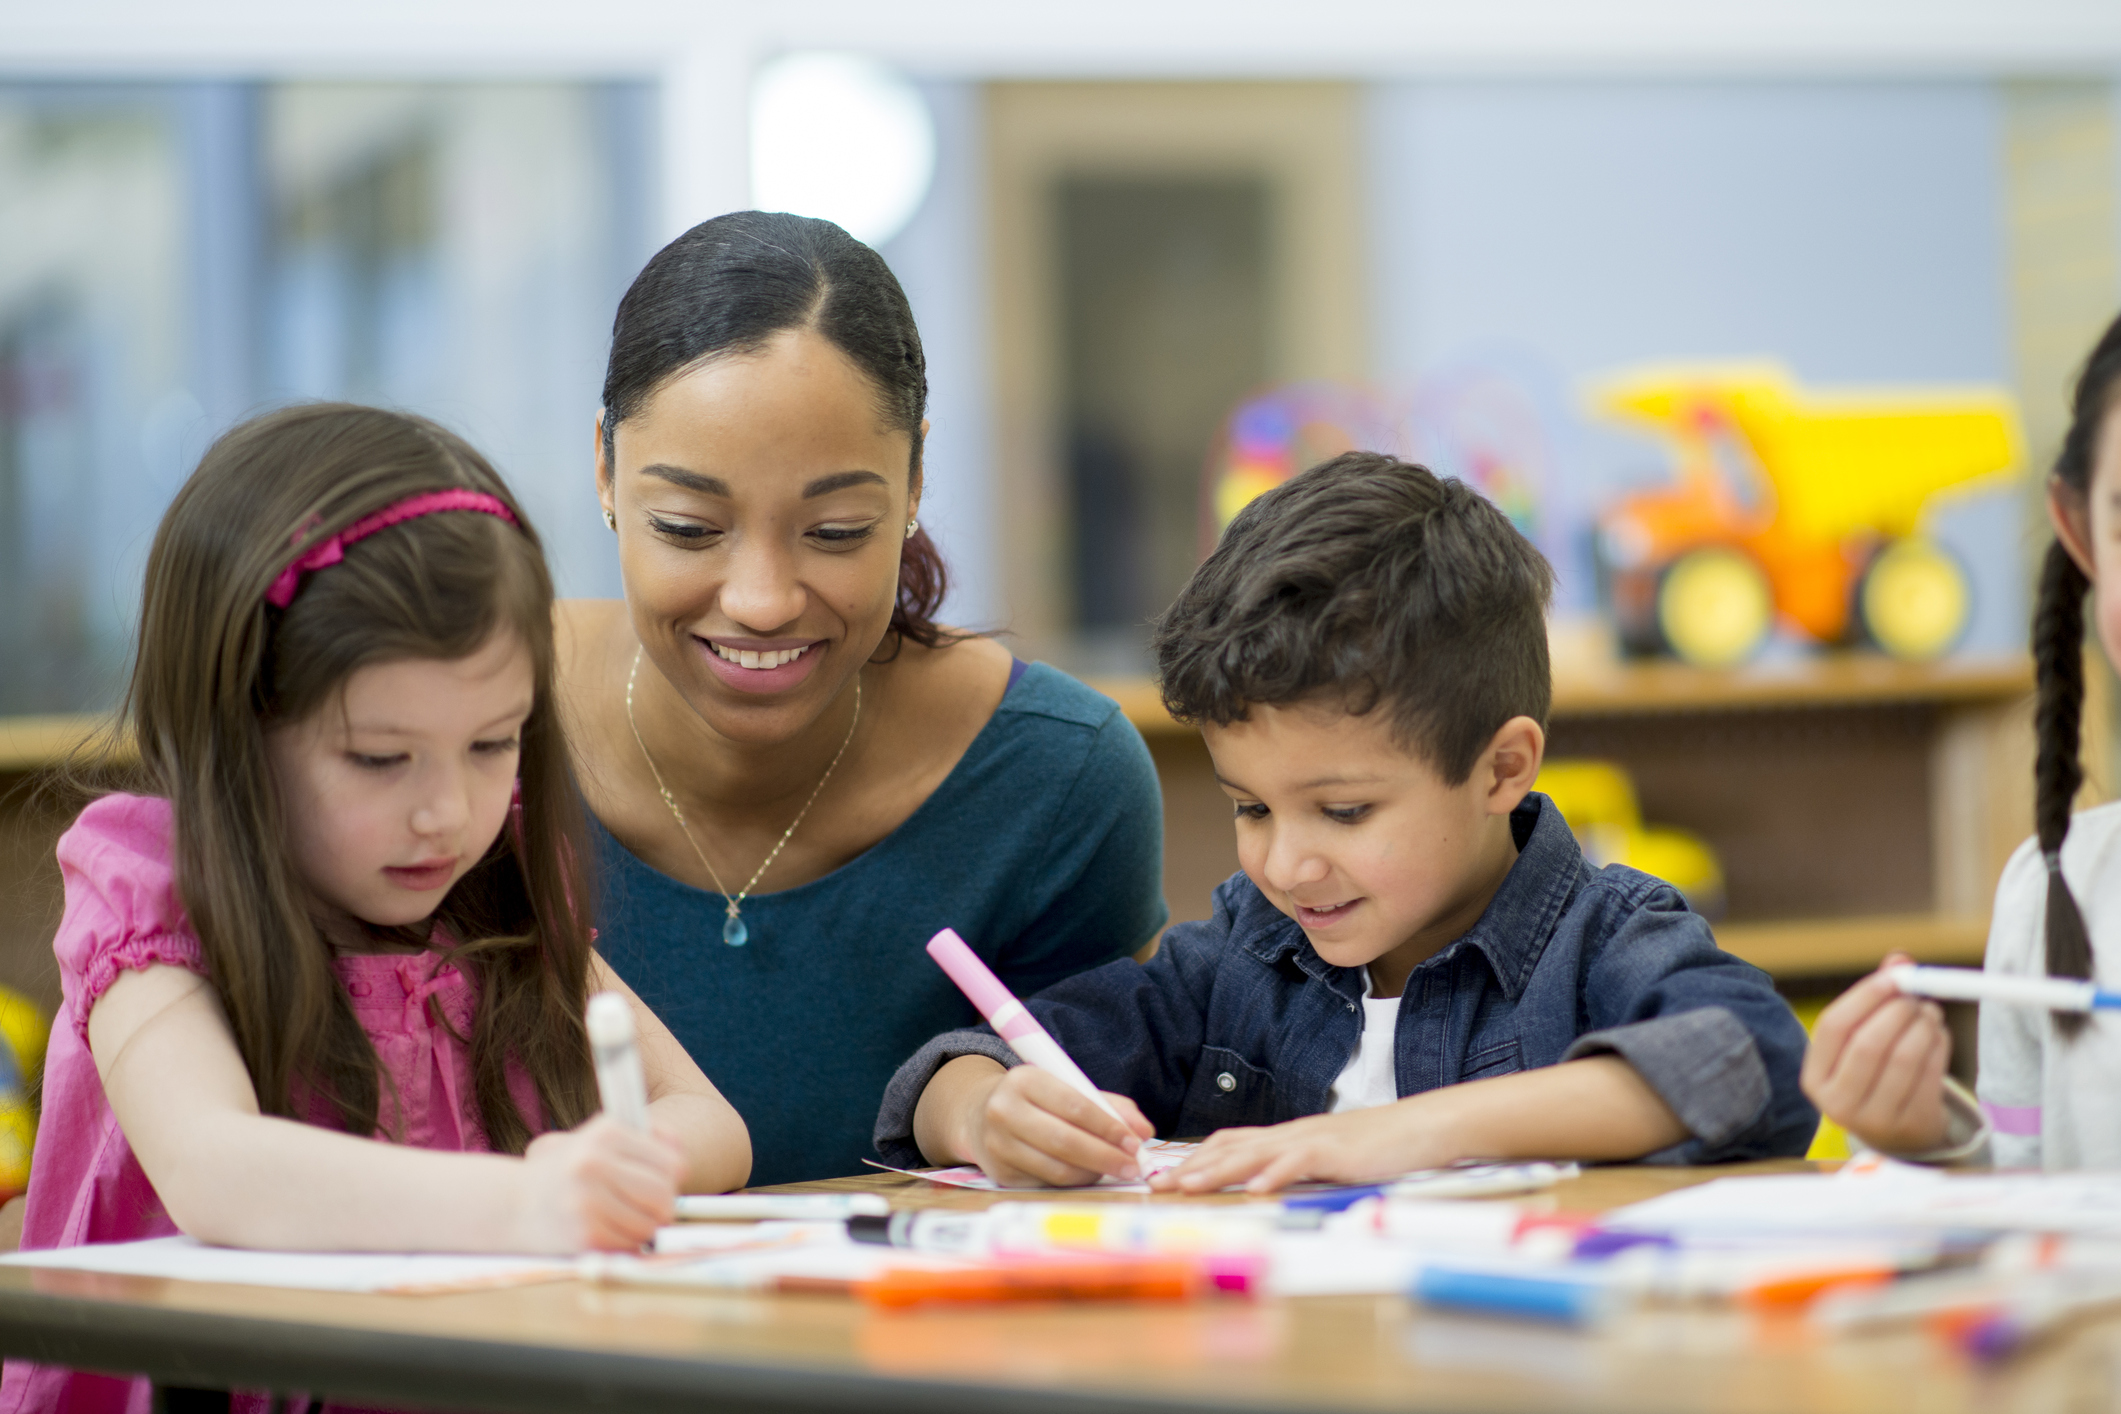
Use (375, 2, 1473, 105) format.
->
(1327, 971, 1404, 1113)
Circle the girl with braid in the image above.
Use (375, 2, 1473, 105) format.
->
(1803, 311, 2121, 1166)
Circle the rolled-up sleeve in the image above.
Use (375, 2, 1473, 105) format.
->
(873, 1030, 1022, 1169)
(1568, 878, 1818, 1163)
(1564, 1006, 1768, 1148)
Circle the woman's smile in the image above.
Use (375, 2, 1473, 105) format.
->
(693, 633, 828, 695)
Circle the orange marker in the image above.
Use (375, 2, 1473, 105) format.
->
(858, 1255, 1256, 1309)
(1737, 1264, 1898, 1311)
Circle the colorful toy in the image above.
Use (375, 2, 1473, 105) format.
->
(1589, 363, 2024, 667)
(1203, 367, 1569, 573)
(0, 986, 49, 1199)
(1205, 383, 1402, 551)
(1534, 759, 1725, 917)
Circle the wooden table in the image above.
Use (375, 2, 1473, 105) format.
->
(4, 1162, 2118, 1414)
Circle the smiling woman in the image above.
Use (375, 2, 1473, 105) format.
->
(558, 213, 1169, 1185)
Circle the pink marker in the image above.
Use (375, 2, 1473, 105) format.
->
(925, 928, 1134, 1135)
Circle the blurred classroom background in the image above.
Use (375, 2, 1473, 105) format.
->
(3, 3, 2121, 1127)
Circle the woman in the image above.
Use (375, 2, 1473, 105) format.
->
(558, 212, 1169, 1185)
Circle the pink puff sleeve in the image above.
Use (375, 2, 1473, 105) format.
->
(51, 793, 207, 1038)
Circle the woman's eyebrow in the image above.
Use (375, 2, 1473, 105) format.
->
(639, 463, 730, 497)
(804, 469, 888, 497)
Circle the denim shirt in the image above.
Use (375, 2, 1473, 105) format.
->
(876, 793, 1817, 1166)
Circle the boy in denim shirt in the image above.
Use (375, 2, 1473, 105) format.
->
(876, 453, 1816, 1191)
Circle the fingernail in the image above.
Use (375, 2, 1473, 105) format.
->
(1119, 1165, 1141, 1180)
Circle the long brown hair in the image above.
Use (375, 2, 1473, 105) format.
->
(116, 402, 596, 1150)
(2034, 311, 2121, 1036)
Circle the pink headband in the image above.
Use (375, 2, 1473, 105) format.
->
(266, 489, 520, 609)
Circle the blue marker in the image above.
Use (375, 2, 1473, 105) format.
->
(1281, 1185, 1384, 1214)
(1414, 1264, 1611, 1326)
(1887, 964, 2121, 1013)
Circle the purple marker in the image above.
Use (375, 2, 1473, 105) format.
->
(925, 928, 1135, 1135)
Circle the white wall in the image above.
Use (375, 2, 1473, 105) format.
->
(1364, 79, 2025, 646)
(876, 81, 1001, 631)
(11, 1, 2121, 243)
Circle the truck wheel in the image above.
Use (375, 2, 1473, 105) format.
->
(1857, 536, 1968, 661)
(1655, 547, 1773, 668)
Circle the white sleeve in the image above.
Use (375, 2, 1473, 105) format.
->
(1979, 834, 2048, 1170)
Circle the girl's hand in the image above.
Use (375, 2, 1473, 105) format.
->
(1150, 1108, 1440, 1195)
(956, 1064, 1154, 1188)
(514, 1114, 685, 1252)
(1800, 953, 1952, 1155)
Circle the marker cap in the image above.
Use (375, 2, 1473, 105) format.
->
(586, 992, 634, 1047)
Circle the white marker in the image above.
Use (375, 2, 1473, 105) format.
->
(587, 992, 652, 1131)
(673, 1193, 891, 1220)
(1886, 964, 2121, 1013)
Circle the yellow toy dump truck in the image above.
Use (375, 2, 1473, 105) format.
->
(1590, 363, 2024, 668)
(1535, 759, 1725, 916)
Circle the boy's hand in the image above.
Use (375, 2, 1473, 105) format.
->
(515, 1114, 685, 1252)
(953, 1062, 1154, 1188)
(1800, 953, 1952, 1155)
(1151, 1107, 1447, 1195)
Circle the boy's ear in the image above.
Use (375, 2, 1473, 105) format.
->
(1481, 715, 1546, 816)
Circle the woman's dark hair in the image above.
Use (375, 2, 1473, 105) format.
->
(2036, 311, 2121, 1034)
(100, 404, 598, 1150)
(1153, 452, 1554, 783)
(601, 210, 953, 652)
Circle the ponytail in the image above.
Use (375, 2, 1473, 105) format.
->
(2034, 539, 2094, 1034)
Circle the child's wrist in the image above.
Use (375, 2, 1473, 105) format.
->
(949, 1065, 1009, 1166)
(914, 1055, 1006, 1166)
(1388, 1085, 1482, 1169)
(501, 1158, 540, 1254)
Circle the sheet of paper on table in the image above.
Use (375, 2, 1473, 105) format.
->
(0, 1224, 927, 1297)
(0, 1237, 575, 1294)
(1605, 1157, 2121, 1237)
(866, 1137, 1203, 1191)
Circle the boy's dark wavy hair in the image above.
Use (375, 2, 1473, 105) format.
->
(2037, 311, 2121, 1036)
(1152, 452, 1554, 783)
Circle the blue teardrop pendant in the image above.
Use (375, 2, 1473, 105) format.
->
(722, 911, 749, 947)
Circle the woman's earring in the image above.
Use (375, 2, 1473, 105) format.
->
(905, 519, 919, 536)
(604, 506, 617, 531)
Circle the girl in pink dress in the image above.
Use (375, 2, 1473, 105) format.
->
(3, 405, 752, 1414)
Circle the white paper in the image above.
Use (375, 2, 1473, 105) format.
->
(0, 1236, 573, 1294)
(865, 1138, 1204, 1192)
(1606, 1160, 2121, 1237)
(1265, 1232, 1428, 1296)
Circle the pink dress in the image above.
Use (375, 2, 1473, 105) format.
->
(1, 794, 546, 1414)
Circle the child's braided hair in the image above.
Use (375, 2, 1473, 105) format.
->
(2036, 311, 2121, 1034)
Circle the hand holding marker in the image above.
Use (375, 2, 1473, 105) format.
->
(924, 928, 1142, 1156)
(1887, 964, 2121, 1014)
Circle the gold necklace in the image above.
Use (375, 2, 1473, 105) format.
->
(625, 646, 861, 947)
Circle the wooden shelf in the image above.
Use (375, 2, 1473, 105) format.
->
(1712, 913, 1988, 980)
(1548, 654, 2032, 718)
(0, 715, 124, 773)
(1088, 654, 2034, 737)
